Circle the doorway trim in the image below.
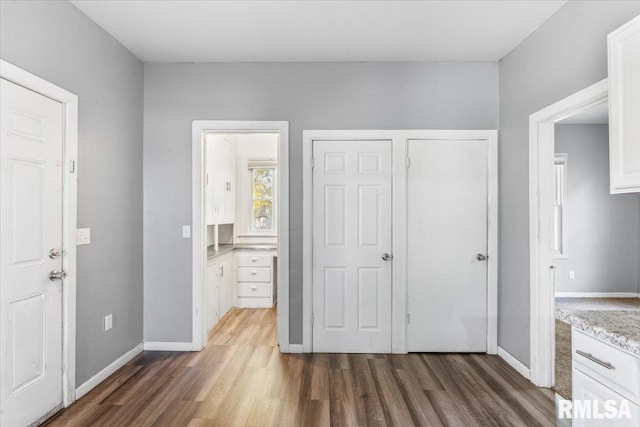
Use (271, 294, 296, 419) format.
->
(191, 121, 289, 352)
(302, 129, 498, 354)
(0, 59, 79, 407)
(529, 79, 608, 387)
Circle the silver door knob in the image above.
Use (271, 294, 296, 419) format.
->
(476, 254, 488, 261)
(382, 253, 392, 261)
(49, 270, 67, 281)
(49, 248, 62, 259)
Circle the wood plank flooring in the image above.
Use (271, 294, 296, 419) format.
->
(45, 307, 556, 426)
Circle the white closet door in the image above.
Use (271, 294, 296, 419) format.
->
(407, 139, 488, 352)
(312, 139, 392, 353)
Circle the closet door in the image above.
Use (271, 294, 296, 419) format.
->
(407, 139, 488, 352)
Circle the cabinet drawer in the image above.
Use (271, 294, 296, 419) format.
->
(573, 329, 640, 399)
(237, 267, 271, 282)
(237, 283, 271, 297)
(237, 254, 271, 267)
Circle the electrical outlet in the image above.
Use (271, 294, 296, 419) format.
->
(182, 225, 191, 238)
(104, 314, 113, 331)
(569, 271, 575, 280)
(77, 228, 91, 245)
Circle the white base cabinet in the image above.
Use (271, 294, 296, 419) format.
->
(235, 249, 276, 308)
(572, 329, 640, 426)
(205, 251, 234, 333)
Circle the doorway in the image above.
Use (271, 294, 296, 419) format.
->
(302, 130, 498, 354)
(0, 60, 78, 426)
(191, 121, 289, 352)
(529, 79, 609, 388)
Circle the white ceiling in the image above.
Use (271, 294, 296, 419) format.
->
(558, 101, 609, 125)
(70, 0, 567, 63)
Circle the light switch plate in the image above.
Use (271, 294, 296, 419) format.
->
(569, 271, 575, 280)
(182, 225, 191, 238)
(77, 228, 91, 245)
(104, 314, 113, 331)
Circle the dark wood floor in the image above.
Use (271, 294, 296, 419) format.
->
(45, 307, 556, 426)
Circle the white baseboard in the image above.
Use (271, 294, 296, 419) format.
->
(75, 343, 143, 400)
(288, 344, 305, 353)
(143, 341, 195, 351)
(498, 346, 530, 380)
(555, 292, 639, 298)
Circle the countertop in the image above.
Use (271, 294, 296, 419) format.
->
(207, 244, 277, 260)
(556, 308, 640, 357)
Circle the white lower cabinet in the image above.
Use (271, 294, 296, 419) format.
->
(235, 250, 276, 308)
(572, 328, 640, 426)
(206, 251, 234, 333)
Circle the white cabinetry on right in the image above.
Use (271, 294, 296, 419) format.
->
(608, 15, 640, 194)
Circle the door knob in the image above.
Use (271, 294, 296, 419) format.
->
(382, 253, 392, 261)
(49, 248, 62, 259)
(49, 270, 67, 281)
(476, 253, 488, 261)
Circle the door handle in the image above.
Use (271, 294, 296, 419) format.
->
(49, 248, 62, 259)
(49, 270, 67, 281)
(476, 254, 488, 261)
(382, 253, 392, 261)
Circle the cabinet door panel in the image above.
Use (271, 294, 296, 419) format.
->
(572, 369, 640, 426)
(609, 15, 640, 193)
(219, 256, 234, 318)
(205, 262, 219, 332)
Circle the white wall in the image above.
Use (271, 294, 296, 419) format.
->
(554, 124, 640, 293)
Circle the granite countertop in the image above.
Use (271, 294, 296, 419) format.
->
(556, 308, 640, 357)
(207, 244, 277, 260)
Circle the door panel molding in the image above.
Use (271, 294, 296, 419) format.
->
(303, 130, 498, 354)
(0, 60, 78, 413)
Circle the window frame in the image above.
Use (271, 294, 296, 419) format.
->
(237, 158, 278, 238)
(250, 166, 276, 233)
(553, 153, 568, 259)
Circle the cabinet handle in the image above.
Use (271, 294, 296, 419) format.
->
(251, 257, 258, 262)
(251, 285, 257, 291)
(251, 271, 257, 275)
(576, 350, 615, 370)
(219, 266, 224, 277)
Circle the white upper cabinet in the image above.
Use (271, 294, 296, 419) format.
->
(608, 15, 640, 194)
(206, 135, 237, 225)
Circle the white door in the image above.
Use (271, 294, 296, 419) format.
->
(1, 79, 65, 426)
(407, 139, 488, 352)
(312, 140, 392, 353)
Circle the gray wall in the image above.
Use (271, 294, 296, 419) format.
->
(143, 62, 499, 343)
(554, 124, 640, 293)
(0, 1, 144, 385)
(498, 1, 640, 366)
